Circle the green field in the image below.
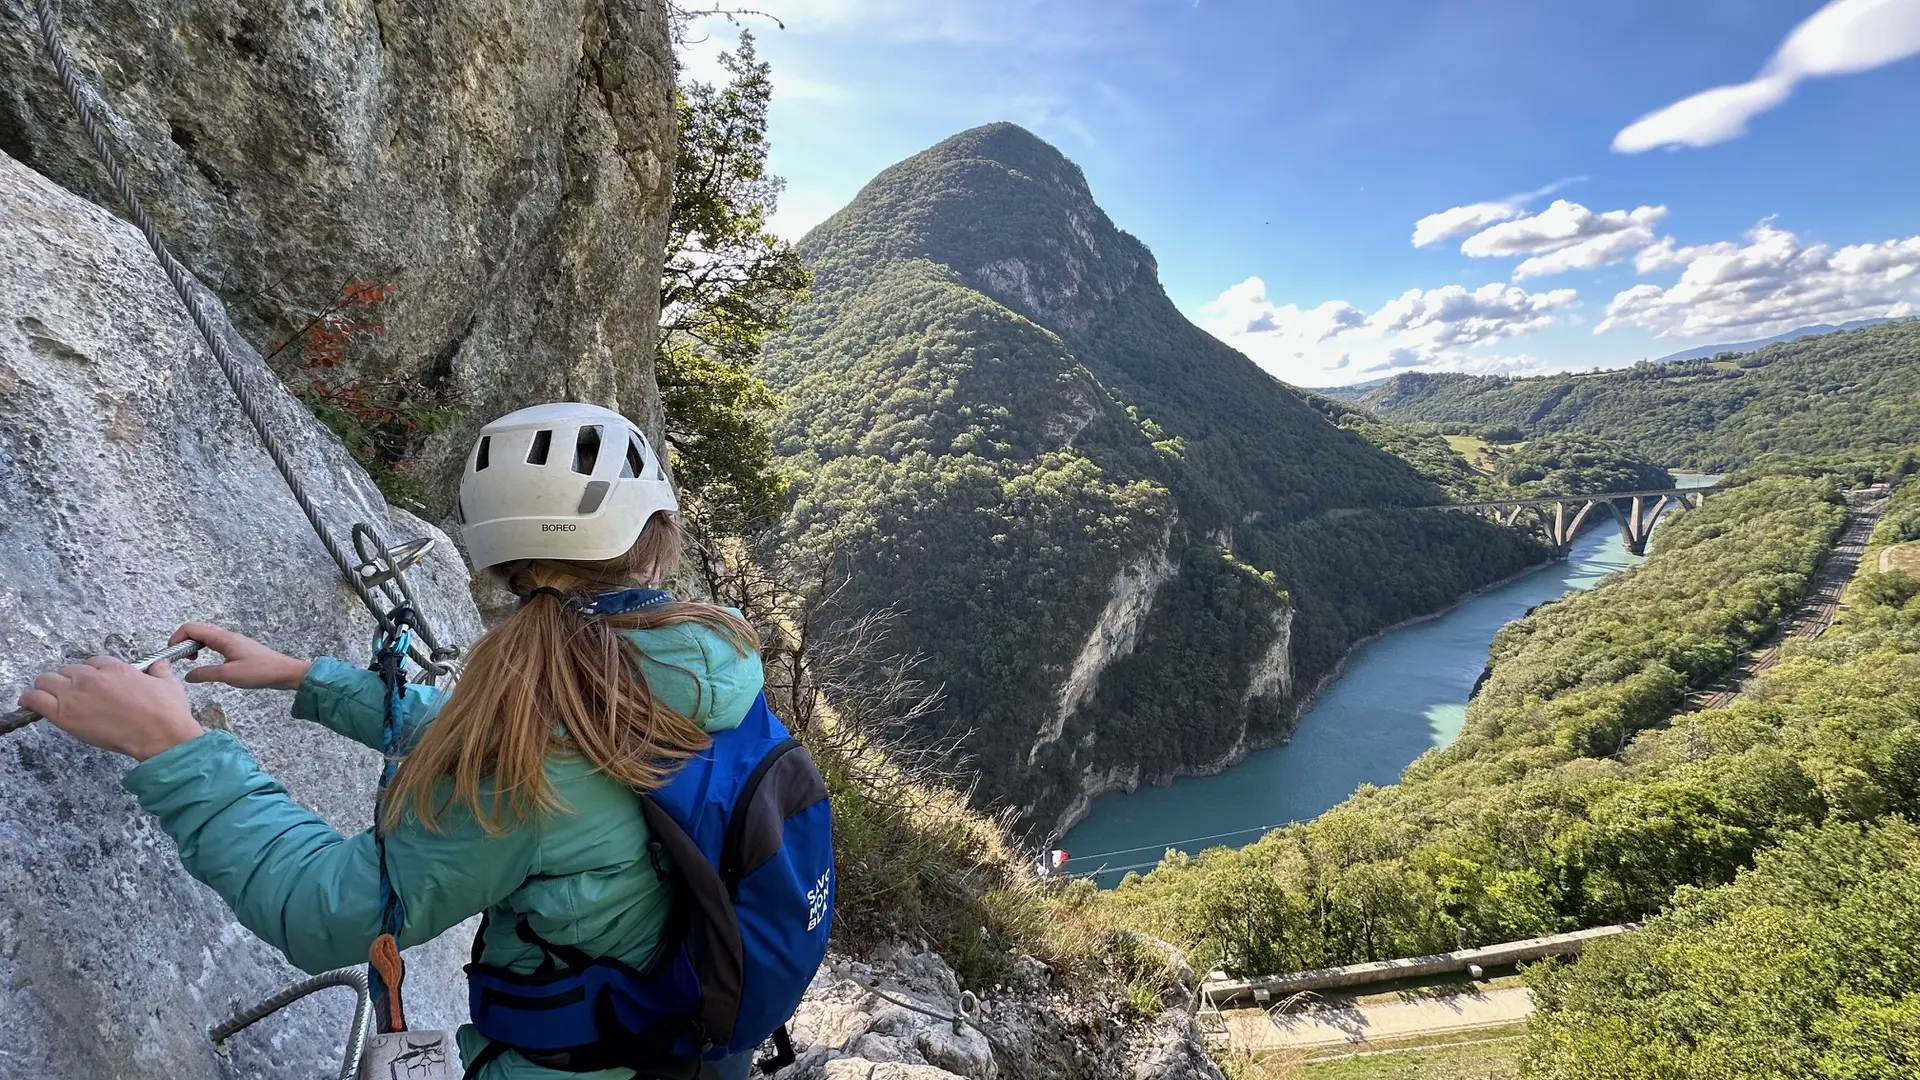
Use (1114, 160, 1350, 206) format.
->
(1441, 434, 1495, 472)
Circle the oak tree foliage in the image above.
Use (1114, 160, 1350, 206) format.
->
(660, 31, 810, 530)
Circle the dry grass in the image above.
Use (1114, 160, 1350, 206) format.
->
(1883, 543, 1920, 574)
(1443, 435, 1495, 473)
(810, 725, 1147, 993)
(1218, 1046, 1310, 1080)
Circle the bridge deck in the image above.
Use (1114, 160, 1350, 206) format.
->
(1426, 486, 1719, 512)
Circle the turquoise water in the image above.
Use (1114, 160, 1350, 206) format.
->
(1059, 475, 1718, 885)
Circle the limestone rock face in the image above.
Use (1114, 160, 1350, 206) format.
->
(777, 947, 1226, 1080)
(0, 145, 484, 1078)
(1127, 1011, 1228, 1080)
(0, 0, 678, 512)
(781, 950, 996, 1080)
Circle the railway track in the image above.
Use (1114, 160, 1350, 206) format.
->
(1688, 493, 1885, 711)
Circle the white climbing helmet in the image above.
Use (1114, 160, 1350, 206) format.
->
(458, 402, 678, 570)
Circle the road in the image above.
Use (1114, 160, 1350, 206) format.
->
(1690, 492, 1885, 710)
(1219, 987, 1534, 1052)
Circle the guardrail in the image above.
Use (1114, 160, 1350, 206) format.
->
(1200, 923, 1640, 1006)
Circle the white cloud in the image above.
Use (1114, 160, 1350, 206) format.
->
(1408, 177, 1587, 248)
(1370, 283, 1578, 349)
(1513, 225, 1663, 279)
(1596, 221, 1920, 338)
(1614, 0, 1920, 152)
(1412, 202, 1520, 248)
(1198, 276, 1577, 384)
(1460, 201, 1668, 259)
(1632, 236, 1741, 274)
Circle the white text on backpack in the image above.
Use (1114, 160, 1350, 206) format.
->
(806, 868, 832, 932)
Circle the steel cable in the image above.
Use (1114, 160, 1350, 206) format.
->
(28, 0, 458, 677)
(30, 0, 359, 584)
(209, 966, 372, 1080)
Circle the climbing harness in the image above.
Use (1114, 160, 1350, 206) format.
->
(23, 0, 462, 1073)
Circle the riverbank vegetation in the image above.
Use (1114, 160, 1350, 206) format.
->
(1521, 552, 1920, 1078)
(1097, 476, 1849, 975)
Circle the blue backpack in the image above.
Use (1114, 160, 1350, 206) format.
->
(463, 685, 835, 1078)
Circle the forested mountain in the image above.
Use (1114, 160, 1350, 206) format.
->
(1357, 319, 1920, 471)
(1294, 392, 1672, 501)
(758, 124, 1548, 829)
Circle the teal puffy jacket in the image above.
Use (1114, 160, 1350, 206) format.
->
(122, 620, 764, 1079)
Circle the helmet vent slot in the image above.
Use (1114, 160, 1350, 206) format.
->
(577, 480, 611, 515)
(573, 425, 604, 475)
(475, 436, 491, 471)
(526, 429, 552, 466)
(622, 435, 646, 479)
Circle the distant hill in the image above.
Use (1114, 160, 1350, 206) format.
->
(758, 123, 1547, 829)
(1651, 318, 1895, 363)
(1305, 377, 1389, 400)
(1357, 320, 1920, 472)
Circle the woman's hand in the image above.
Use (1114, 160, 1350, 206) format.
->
(172, 623, 311, 691)
(20, 658, 204, 761)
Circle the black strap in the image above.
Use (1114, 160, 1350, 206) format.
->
(470, 912, 491, 965)
(640, 796, 745, 1048)
(460, 1040, 510, 1080)
(754, 1026, 797, 1075)
(514, 913, 598, 973)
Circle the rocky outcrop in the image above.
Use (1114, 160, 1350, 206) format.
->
(1053, 762, 1145, 839)
(779, 947, 1224, 1080)
(782, 951, 997, 1080)
(1242, 607, 1294, 703)
(0, 138, 483, 1079)
(1029, 526, 1177, 765)
(0, 0, 678, 511)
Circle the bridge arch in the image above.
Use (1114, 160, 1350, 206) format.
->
(1428, 486, 1717, 558)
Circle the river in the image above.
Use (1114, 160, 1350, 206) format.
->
(1059, 476, 1718, 884)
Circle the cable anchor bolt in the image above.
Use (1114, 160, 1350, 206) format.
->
(355, 537, 436, 590)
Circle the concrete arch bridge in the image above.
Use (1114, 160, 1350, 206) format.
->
(1427, 486, 1719, 557)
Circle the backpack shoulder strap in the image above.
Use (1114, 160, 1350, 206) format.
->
(720, 739, 829, 884)
(639, 794, 744, 1050)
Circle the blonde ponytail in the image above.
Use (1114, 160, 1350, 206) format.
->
(387, 514, 757, 834)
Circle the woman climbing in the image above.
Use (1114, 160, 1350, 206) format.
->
(18, 403, 833, 1080)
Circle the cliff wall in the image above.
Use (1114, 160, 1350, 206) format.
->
(0, 0, 678, 511)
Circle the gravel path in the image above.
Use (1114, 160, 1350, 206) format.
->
(1221, 987, 1534, 1051)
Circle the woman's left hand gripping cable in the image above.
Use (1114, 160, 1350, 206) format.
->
(20, 653, 207, 761)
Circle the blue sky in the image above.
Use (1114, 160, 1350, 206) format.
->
(682, 0, 1920, 385)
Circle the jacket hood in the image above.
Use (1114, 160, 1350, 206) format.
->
(616, 615, 763, 733)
